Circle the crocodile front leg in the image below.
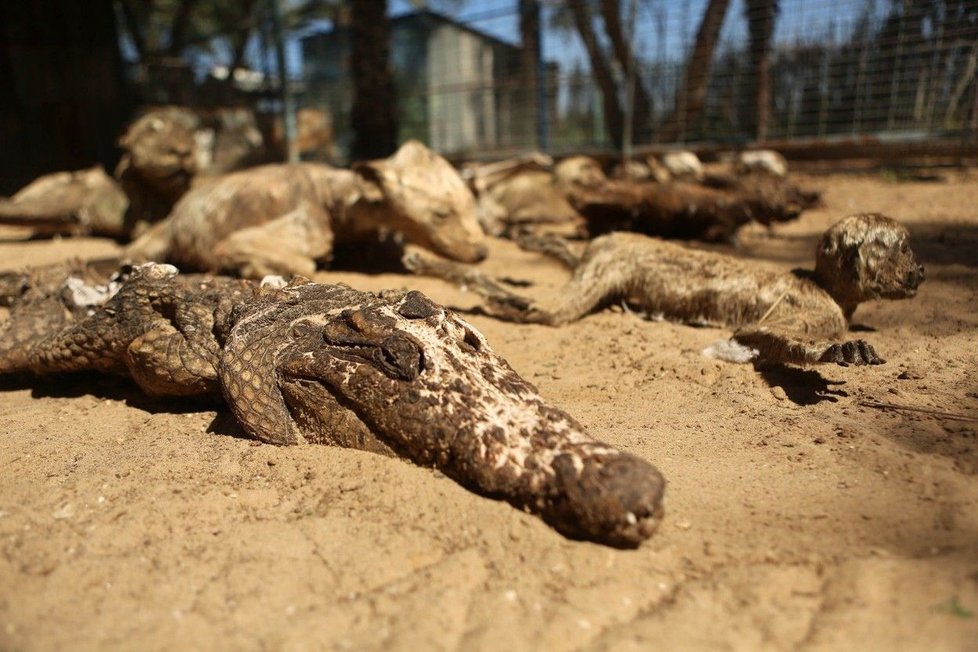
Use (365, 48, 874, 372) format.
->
(3, 263, 251, 397)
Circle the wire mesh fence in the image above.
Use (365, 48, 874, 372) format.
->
(100, 0, 978, 164)
(294, 0, 978, 160)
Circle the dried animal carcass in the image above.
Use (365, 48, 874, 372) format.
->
(125, 140, 488, 278)
(464, 153, 586, 239)
(0, 167, 129, 237)
(554, 155, 819, 242)
(410, 214, 924, 368)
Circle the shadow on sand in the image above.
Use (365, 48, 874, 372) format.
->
(904, 220, 978, 270)
(754, 362, 849, 405)
(0, 370, 221, 415)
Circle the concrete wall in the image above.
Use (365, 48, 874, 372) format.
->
(426, 25, 497, 152)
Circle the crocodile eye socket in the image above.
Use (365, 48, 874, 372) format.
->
(397, 290, 439, 320)
(290, 320, 319, 339)
(459, 325, 482, 353)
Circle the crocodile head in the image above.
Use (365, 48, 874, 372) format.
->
(220, 280, 664, 546)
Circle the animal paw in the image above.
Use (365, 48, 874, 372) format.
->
(485, 295, 547, 323)
(819, 340, 885, 366)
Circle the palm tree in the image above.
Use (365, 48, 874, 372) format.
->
(565, 0, 626, 147)
(0, 0, 129, 191)
(519, 0, 542, 147)
(744, 0, 778, 142)
(349, 0, 398, 159)
(553, 0, 656, 148)
(116, 0, 340, 75)
(597, 0, 652, 141)
(662, 0, 731, 141)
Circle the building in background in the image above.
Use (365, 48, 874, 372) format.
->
(301, 8, 554, 158)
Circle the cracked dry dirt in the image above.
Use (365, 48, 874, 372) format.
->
(1, 170, 976, 651)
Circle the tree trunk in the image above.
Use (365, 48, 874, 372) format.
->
(662, 0, 731, 141)
(598, 0, 652, 141)
(118, 0, 148, 62)
(744, 0, 777, 142)
(0, 0, 130, 193)
(350, 0, 398, 160)
(519, 0, 541, 147)
(567, 0, 624, 147)
(230, 0, 259, 71)
(167, 0, 201, 57)
(945, 41, 978, 127)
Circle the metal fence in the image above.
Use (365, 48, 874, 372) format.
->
(295, 0, 978, 160)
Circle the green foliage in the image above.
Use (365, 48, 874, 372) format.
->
(118, 0, 342, 65)
(931, 595, 974, 619)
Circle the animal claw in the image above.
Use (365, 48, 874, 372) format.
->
(819, 339, 884, 366)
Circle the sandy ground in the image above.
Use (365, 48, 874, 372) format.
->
(0, 170, 976, 651)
